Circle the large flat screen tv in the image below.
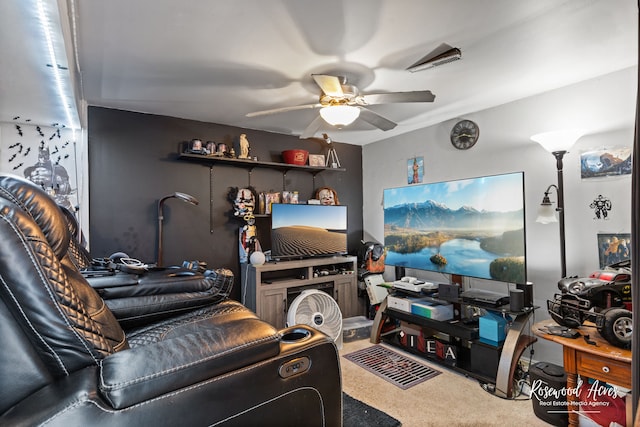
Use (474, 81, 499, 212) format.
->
(270, 204, 348, 260)
(383, 172, 526, 283)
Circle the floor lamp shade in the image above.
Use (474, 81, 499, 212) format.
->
(531, 129, 586, 153)
(536, 186, 559, 224)
(536, 204, 558, 224)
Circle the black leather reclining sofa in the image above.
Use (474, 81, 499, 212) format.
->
(0, 174, 342, 426)
(59, 202, 238, 329)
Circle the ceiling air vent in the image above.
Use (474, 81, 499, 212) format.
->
(406, 43, 462, 72)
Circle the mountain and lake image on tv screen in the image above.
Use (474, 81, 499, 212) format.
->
(383, 172, 526, 284)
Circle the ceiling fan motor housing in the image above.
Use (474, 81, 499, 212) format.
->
(320, 84, 359, 105)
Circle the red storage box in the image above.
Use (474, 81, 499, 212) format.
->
(281, 149, 309, 165)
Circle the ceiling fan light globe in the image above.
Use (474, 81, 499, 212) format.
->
(319, 105, 360, 126)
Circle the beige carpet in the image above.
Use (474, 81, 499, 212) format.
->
(340, 338, 549, 427)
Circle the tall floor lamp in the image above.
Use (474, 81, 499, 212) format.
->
(531, 130, 585, 279)
(157, 192, 199, 267)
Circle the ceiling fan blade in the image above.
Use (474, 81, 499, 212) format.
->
(299, 115, 325, 139)
(359, 90, 436, 105)
(312, 74, 344, 97)
(358, 107, 397, 131)
(246, 103, 321, 117)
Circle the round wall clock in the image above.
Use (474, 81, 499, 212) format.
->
(450, 120, 479, 150)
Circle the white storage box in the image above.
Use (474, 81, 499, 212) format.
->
(387, 295, 424, 313)
(411, 300, 454, 321)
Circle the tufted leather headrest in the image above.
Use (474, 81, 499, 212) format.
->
(0, 174, 127, 377)
(0, 174, 70, 260)
(60, 205, 93, 269)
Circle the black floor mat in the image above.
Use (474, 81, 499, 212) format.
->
(343, 393, 401, 427)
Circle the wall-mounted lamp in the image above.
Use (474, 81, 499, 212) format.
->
(319, 105, 360, 126)
(157, 192, 199, 267)
(531, 129, 586, 278)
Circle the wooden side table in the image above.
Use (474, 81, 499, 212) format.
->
(532, 319, 632, 426)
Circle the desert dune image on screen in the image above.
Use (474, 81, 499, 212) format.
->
(271, 204, 347, 259)
(383, 172, 526, 283)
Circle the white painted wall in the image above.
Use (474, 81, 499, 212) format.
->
(0, 122, 90, 241)
(362, 67, 636, 366)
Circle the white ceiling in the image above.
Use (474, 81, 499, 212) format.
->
(1, 0, 637, 145)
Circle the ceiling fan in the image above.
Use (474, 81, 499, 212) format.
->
(246, 74, 436, 139)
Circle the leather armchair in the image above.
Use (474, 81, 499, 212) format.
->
(0, 175, 342, 426)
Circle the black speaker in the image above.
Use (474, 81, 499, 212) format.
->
(516, 282, 534, 307)
(438, 283, 461, 301)
(509, 289, 524, 312)
(394, 266, 406, 281)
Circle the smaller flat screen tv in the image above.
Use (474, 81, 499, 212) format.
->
(270, 204, 348, 260)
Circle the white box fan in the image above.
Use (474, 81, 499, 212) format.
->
(287, 289, 343, 348)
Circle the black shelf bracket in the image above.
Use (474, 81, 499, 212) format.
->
(209, 166, 215, 234)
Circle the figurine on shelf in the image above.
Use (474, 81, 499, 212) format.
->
(238, 134, 250, 159)
(188, 138, 207, 154)
(206, 141, 216, 156)
(322, 133, 341, 168)
(228, 186, 259, 263)
(315, 186, 339, 205)
(215, 143, 228, 156)
(229, 187, 256, 219)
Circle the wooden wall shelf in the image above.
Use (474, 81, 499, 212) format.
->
(179, 153, 346, 174)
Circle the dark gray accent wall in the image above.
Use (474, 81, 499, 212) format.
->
(87, 107, 363, 300)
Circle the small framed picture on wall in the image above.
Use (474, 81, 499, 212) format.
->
(408, 157, 424, 184)
(597, 233, 630, 268)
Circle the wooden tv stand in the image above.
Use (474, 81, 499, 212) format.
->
(240, 256, 358, 328)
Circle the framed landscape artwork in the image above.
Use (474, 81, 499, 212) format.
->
(580, 147, 632, 179)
